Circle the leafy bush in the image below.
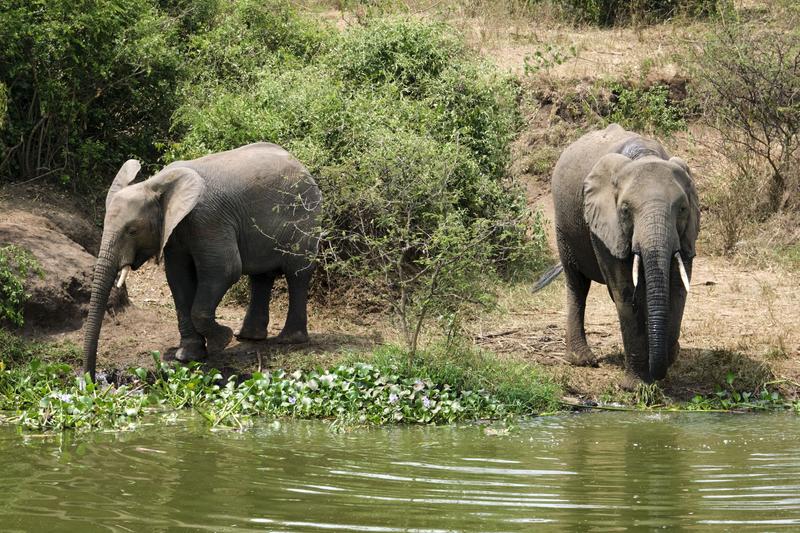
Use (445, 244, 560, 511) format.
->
(607, 83, 686, 136)
(184, 0, 331, 88)
(0, 245, 41, 326)
(0, 0, 183, 190)
(331, 18, 463, 96)
(554, 0, 730, 25)
(695, 24, 800, 215)
(172, 14, 546, 347)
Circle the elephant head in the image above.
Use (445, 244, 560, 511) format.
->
(83, 161, 205, 377)
(583, 153, 700, 380)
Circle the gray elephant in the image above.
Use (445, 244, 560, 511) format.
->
(83, 142, 322, 377)
(540, 124, 700, 384)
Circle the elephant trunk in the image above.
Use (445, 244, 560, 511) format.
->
(83, 234, 120, 379)
(640, 207, 673, 381)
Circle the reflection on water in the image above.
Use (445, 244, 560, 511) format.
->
(1, 413, 800, 531)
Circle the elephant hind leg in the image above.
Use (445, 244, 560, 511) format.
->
(563, 266, 597, 367)
(235, 272, 277, 341)
(276, 262, 313, 344)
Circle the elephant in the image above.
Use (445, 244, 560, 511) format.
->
(83, 142, 322, 378)
(541, 124, 700, 384)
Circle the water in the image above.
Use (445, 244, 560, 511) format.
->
(1, 413, 800, 531)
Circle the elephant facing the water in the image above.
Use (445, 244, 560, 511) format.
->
(547, 124, 700, 384)
(83, 143, 322, 377)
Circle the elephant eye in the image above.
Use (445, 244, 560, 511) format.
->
(127, 227, 138, 236)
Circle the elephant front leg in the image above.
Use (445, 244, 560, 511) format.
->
(563, 266, 597, 367)
(275, 265, 312, 344)
(190, 252, 241, 354)
(235, 272, 276, 341)
(164, 249, 207, 362)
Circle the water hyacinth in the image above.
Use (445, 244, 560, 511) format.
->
(0, 354, 512, 432)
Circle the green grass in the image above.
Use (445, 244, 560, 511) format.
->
(777, 243, 800, 270)
(349, 342, 563, 414)
(0, 330, 81, 367)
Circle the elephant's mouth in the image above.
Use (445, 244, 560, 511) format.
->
(630, 249, 691, 293)
(132, 254, 149, 270)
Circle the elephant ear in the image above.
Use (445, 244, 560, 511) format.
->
(669, 156, 700, 258)
(106, 159, 141, 210)
(146, 167, 206, 261)
(583, 153, 631, 259)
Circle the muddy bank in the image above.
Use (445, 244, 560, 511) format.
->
(0, 189, 128, 332)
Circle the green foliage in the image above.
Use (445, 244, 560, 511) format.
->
(0, 349, 558, 431)
(331, 18, 463, 96)
(0, 360, 150, 430)
(686, 371, 787, 411)
(0, 245, 42, 326)
(0, 0, 183, 189)
(606, 83, 686, 136)
(361, 342, 562, 414)
(554, 0, 730, 25)
(184, 0, 331, 88)
(171, 13, 545, 347)
(0, 331, 81, 366)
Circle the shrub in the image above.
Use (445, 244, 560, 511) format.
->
(331, 18, 463, 96)
(606, 82, 686, 136)
(694, 24, 800, 214)
(0, 245, 41, 327)
(171, 14, 546, 348)
(0, 0, 182, 190)
(184, 0, 331, 88)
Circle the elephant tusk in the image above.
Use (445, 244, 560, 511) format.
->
(116, 265, 131, 289)
(632, 253, 640, 288)
(675, 252, 690, 292)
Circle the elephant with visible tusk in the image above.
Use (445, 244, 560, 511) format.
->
(83, 143, 322, 378)
(540, 124, 700, 384)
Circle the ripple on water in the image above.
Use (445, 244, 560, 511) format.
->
(1, 413, 800, 531)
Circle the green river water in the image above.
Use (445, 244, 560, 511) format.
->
(1, 412, 799, 531)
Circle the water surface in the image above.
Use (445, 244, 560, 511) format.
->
(1, 412, 799, 531)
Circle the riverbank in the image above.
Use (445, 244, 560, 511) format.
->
(1, 0, 798, 427)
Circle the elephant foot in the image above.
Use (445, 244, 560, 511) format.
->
(619, 372, 646, 392)
(235, 325, 267, 341)
(565, 344, 598, 367)
(175, 340, 208, 362)
(274, 330, 309, 345)
(205, 324, 234, 353)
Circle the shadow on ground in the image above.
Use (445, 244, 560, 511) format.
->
(663, 348, 775, 400)
(160, 331, 378, 380)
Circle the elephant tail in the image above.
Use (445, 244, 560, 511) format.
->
(530, 263, 563, 293)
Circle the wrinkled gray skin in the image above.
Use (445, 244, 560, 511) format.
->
(83, 143, 322, 377)
(552, 124, 700, 384)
